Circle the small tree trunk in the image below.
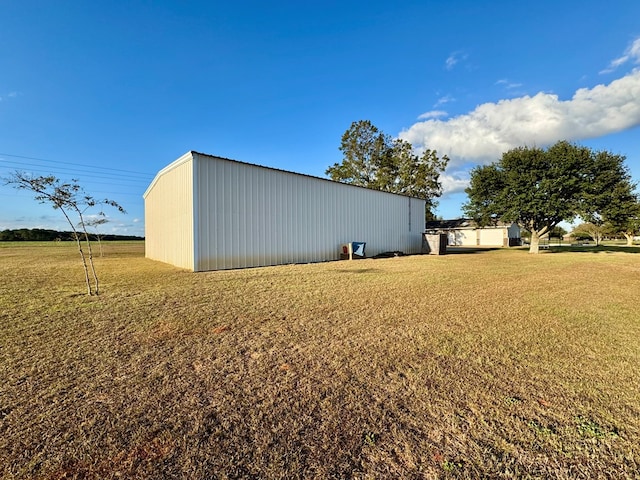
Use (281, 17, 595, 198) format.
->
(77, 210, 100, 295)
(86, 234, 99, 295)
(59, 208, 93, 295)
(82, 230, 99, 294)
(73, 233, 92, 295)
(529, 230, 541, 254)
(623, 232, 634, 246)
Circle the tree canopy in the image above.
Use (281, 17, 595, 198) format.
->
(580, 149, 638, 242)
(569, 222, 613, 245)
(593, 200, 640, 246)
(326, 120, 448, 219)
(463, 141, 636, 253)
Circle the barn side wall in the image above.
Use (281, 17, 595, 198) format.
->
(143, 154, 195, 270)
(192, 153, 424, 271)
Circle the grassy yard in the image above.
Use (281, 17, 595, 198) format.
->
(1, 242, 639, 479)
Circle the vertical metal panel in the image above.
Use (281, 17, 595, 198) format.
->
(192, 153, 425, 271)
(143, 153, 194, 270)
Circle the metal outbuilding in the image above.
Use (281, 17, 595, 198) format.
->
(144, 151, 426, 271)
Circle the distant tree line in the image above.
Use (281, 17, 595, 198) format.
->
(0, 228, 143, 242)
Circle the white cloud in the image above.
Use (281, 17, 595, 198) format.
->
(400, 70, 640, 182)
(440, 173, 469, 195)
(631, 38, 640, 62)
(417, 110, 447, 120)
(0, 213, 69, 231)
(496, 79, 523, 89)
(445, 51, 467, 70)
(600, 37, 640, 73)
(0, 91, 19, 102)
(434, 94, 455, 107)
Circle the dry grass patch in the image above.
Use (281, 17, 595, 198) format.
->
(1, 242, 639, 478)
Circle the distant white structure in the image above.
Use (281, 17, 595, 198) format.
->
(144, 151, 426, 271)
(425, 218, 521, 247)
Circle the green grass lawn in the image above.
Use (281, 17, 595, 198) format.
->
(1, 242, 639, 478)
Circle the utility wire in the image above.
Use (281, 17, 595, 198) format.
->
(0, 153, 154, 198)
(0, 166, 151, 187)
(0, 161, 152, 181)
(0, 153, 156, 178)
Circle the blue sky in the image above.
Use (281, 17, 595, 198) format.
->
(2, 1, 639, 237)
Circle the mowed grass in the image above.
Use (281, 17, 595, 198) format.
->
(1, 242, 639, 479)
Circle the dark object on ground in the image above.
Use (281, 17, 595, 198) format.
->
(373, 251, 404, 258)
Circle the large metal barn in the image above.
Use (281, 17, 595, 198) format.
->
(144, 151, 425, 271)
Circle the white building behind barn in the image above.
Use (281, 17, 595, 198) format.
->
(144, 152, 426, 271)
(425, 219, 521, 247)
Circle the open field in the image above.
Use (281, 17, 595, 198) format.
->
(1, 242, 639, 479)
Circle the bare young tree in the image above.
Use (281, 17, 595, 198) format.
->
(84, 216, 109, 257)
(5, 172, 126, 295)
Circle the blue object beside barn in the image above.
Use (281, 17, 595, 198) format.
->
(340, 242, 366, 260)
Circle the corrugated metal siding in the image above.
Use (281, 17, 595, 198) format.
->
(143, 154, 194, 270)
(192, 153, 424, 271)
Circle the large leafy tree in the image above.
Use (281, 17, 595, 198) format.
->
(610, 200, 640, 246)
(580, 150, 638, 244)
(463, 141, 634, 254)
(326, 120, 448, 219)
(570, 222, 608, 246)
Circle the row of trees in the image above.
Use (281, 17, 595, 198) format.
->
(328, 122, 638, 254)
(463, 141, 639, 253)
(570, 221, 639, 246)
(0, 228, 143, 242)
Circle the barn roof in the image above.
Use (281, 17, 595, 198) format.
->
(144, 151, 425, 202)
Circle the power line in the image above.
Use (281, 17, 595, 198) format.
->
(0, 153, 156, 208)
(0, 160, 153, 182)
(0, 166, 151, 188)
(0, 153, 156, 178)
(0, 190, 144, 199)
(0, 171, 147, 188)
(0, 160, 153, 190)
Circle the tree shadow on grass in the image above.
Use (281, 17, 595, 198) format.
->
(442, 247, 504, 255)
(547, 245, 640, 254)
(335, 268, 384, 274)
(443, 245, 640, 254)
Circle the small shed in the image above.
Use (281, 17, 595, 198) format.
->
(425, 218, 521, 247)
(144, 151, 426, 271)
